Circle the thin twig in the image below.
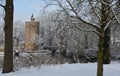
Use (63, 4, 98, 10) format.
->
(111, 7, 120, 24)
(66, 0, 100, 30)
(88, 0, 101, 21)
(74, 24, 100, 37)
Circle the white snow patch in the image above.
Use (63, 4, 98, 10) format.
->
(0, 63, 120, 76)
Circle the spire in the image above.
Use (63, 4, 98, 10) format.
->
(31, 14, 33, 19)
(31, 14, 35, 21)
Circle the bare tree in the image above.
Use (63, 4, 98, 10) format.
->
(44, 0, 120, 76)
(0, 0, 14, 73)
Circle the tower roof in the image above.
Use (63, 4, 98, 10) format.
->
(31, 14, 35, 21)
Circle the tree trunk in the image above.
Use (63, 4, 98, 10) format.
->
(2, 0, 14, 73)
(97, 33, 104, 76)
(103, 26, 110, 64)
(97, 0, 108, 75)
(102, 0, 111, 64)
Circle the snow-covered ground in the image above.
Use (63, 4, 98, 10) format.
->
(0, 62, 120, 76)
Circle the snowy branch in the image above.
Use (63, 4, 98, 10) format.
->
(88, 0, 101, 21)
(111, 7, 120, 24)
(101, 1, 109, 6)
(56, 0, 75, 17)
(70, 15, 100, 30)
(104, 20, 111, 31)
(66, 0, 100, 30)
(75, 24, 100, 37)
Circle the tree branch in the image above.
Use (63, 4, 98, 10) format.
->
(111, 7, 120, 24)
(0, 4, 5, 8)
(57, 0, 70, 16)
(104, 20, 111, 31)
(43, 3, 58, 10)
(74, 24, 100, 37)
(66, 0, 100, 30)
(100, 1, 109, 6)
(88, 0, 101, 21)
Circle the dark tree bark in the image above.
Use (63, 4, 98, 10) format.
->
(97, 31, 104, 76)
(102, 0, 111, 64)
(103, 26, 110, 64)
(2, 0, 14, 73)
(119, 0, 120, 4)
(97, 0, 107, 75)
(84, 32, 88, 49)
(97, 0, 111, 75)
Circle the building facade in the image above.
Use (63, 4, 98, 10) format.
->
(25, 15, 39, 51)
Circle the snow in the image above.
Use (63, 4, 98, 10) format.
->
(0, 63, 120, 76)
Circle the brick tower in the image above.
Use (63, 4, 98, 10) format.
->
(25, 15, 39, 51)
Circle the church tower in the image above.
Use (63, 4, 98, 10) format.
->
(25, 15, 39, 51)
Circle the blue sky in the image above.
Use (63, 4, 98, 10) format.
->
(14, 0, 56, 22)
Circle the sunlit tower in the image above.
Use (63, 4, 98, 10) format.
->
(25, 14, 39, 51)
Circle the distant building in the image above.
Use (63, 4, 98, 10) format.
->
(25, 15, 39, 51)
